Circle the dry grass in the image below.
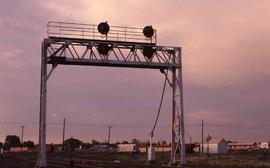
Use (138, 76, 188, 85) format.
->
(186, 152, 270, 168)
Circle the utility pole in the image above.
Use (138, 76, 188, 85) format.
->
(201, 120, 204, 156)
(21, 126, 25, 152)
(107, 125, 112, 145)
(21, 126, 25, 144)
(185, 130, 192, 144)
(70, 136, 74, 168)
(206, 134, 212, 156)
(62, 118, 66, 152)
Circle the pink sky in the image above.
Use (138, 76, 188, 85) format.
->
(0, 0, 270, 144)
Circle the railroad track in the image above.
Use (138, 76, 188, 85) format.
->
(45, 159, 167, 168)
(12, 155, 178, 168)
(46, 159, 103, 168)
(23, 157, 103, 168)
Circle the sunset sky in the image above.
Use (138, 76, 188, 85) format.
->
(0, 0, 270, 144)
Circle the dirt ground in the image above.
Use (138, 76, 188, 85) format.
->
(0, 156, 35, 168)
(1, 152, 270, 168)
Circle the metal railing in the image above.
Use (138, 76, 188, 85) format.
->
(46, 21, 157, 44)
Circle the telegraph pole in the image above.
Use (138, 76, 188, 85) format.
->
(21, 126, 25, 152)
(21, 126, 25, 144)
(62, 118, 66, 152)
(185, 130, 192, 144)
(201, 120, 204, 156)
(107, 125, 112, 145)
(70, 136, 74, 168)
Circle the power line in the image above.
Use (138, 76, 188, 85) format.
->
(151, 70, 168, 134)
(1, 122, 270, 129)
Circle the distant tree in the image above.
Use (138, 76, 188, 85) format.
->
(91, 140, 100, 145)
(48, 143, 55, 153)
(23, 140, 35, 148)
(0, 142, 3, 148)
(152, 142, 157, 146)
(121, 140, 129, 144)
(64, 138, 82, 150)
(145, 140, 150, 146)
(161, 140, 167, 145)
(109, 143, 117, 148)
(131, 138, 140, 144)
(4, 135, 20, 150)
(186, 143, 196, 153)
(138, 141, 147, 146)
(82, 143, 91, 149)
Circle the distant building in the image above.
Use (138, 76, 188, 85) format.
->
(201, 138, 228, 154)
(138, 146, 147, 153)
(259, 142, 270, 149)
(228, 142, 257, 152)
(117, 144, 139, 152)
(10, 147, 30, 152)
(138, 145, 171, 153)
(155, 145, 172, 153)
(138, 144, 196, 153)
(91, 144, 108, 152)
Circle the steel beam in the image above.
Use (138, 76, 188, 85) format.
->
(48, 57, 179, 69)
(48, 37, 156, 47)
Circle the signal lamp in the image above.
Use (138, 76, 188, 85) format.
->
(143, 46, 156, 59)
(167, 50, 175, 55)
(97, 43, 111, 55)
(130, 46, 135, 52)
(143, 26, 154, 38)
(98, 22, 110, 35)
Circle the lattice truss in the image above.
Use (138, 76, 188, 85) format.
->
(44, 38, 181, 70)
(160, 67, 184, 162)
(173, 70, 184, 160)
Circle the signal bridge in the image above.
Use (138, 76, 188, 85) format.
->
(37, 21, 185, 167)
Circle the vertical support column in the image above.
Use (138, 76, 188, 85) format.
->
(107, 125, 112, 145)
(21, 126, 25, 152)
(178, 47, 186, 165)
(62, 118, 66, 152)
(201, 119, 204, 156)
(37, 41, 48, 167)
(171, 68, 176, 164)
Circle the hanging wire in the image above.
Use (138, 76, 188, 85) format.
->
(151, 70, 168, 135)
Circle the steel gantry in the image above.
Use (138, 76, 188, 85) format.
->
(37, 21, 186, 167)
